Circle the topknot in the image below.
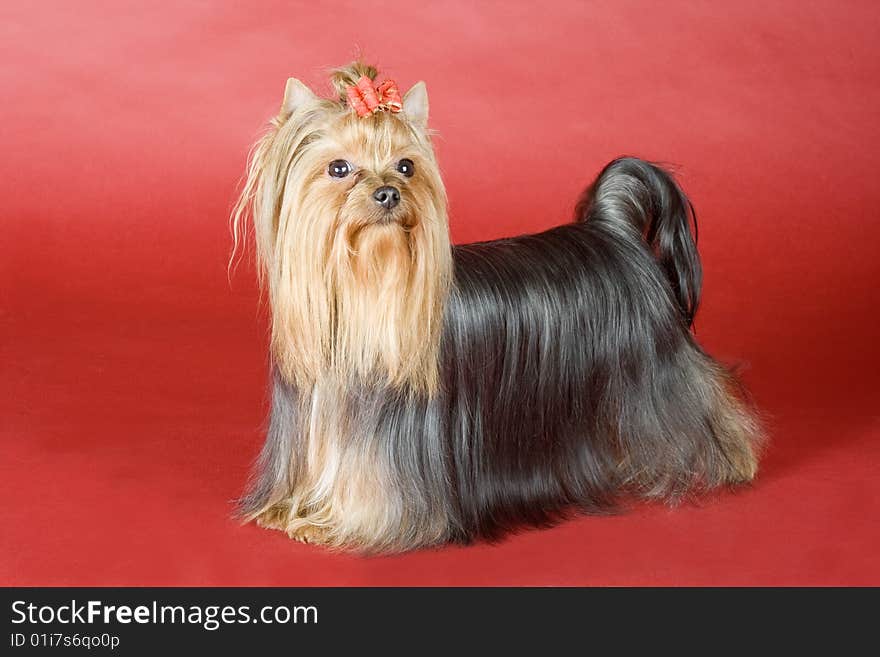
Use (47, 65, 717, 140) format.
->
(330, 61, 379, 102)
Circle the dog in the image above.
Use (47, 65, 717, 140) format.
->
(231, 61, 763, 553)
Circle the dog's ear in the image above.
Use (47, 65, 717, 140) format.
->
(403, 81, 429, 128)
(280, 78, 317, 118)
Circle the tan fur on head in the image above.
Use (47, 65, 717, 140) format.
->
(231, 62, 451, 393)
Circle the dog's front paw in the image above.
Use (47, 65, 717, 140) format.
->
(254, 503, 292, 532)
(286, 522, 330, 545)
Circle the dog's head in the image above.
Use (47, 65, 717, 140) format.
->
(233, 62, 451, 393)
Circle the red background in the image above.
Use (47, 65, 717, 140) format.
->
(2, 1, 878, 586)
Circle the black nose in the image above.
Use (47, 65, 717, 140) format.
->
(373, 185, 400, 210)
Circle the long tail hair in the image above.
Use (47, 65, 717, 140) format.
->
(575, 157, 702, 326)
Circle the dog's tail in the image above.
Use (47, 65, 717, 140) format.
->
(575, 157, 702, 326)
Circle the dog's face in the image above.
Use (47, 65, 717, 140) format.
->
(233, 71, 452, 392)
(306, 110, 439, 235)
(267, 78, 446, 266)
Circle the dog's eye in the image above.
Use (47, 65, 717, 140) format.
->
(396, 159, 415, 178)
(328, 160, 353, 178)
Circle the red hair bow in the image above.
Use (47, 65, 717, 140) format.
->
(346, 76, 403, 117)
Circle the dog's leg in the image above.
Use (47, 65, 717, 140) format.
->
(703, 360, 762, 484)
(253, 501, 293, 532)
(285, 518, 331, 545)
(253, 498, 332, 545)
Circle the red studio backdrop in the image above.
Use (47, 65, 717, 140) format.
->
(2, 1, 878, 586)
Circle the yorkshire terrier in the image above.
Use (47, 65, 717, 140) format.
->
(232, 62, 763, 553)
